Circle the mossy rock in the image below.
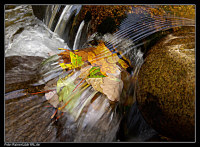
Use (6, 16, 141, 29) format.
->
(136, 26, 195, 140)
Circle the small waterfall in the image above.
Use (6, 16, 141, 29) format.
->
(5, 5, 69, 58)
(73, 20, 85, 50)
(44, 5, 83, 50)
(54, 5, 73, 37)
(44, 5, 61, 30)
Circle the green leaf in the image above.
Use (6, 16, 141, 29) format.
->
(88, 67, 106, 78)
(58, 83, 76, 102)
(70, 52, 84, 68)
(56, 76, 74, 94)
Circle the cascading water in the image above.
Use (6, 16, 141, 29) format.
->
(73, 20, 85, 50)
(5, 5, 68, 58)
(53, 5, 74, 37)
(44, 5, 83, 49)
(5, 5, 195, 142)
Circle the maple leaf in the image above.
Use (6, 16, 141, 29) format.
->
(100, 63, 119, 77)
(88, 66, 106, 78)
(86, 78, 103, 93)
(100, 76, 123, 102)
(70, 51, 84, 68)
(59, 51, 85, 70)
(106, 53, 120, 64)
(45, 90, 59, 108)
(118, 59, 129, 69)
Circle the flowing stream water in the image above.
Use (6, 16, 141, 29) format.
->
(5, 5, 195, 142)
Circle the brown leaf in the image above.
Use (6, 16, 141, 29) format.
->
(86, 78, 103, 93)
(79, 65, 93, 79)
(100, 76, 123, 102)
(45, 90, 59, 108)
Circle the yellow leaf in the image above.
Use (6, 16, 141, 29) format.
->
(65, 63, 73, 69)
(59, 63, 68, 69)
(70, 51, 84, 68)
(106, 53, 119, 64)
(93, 42, 112, 58)
(100, 63, 118, 76)
(118, 59, 129, 69)
(88, 51, 96, 64)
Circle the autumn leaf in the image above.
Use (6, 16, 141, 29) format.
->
(59, 51, 85, 70)
(88, 51, 96, 64)
(75, 50, 88, 62)
(118, 59, 129, 69)
(58, 50, 71, 63)
(100, 76, 123, 102)
(79, 65, 93, 79)
(56, 75, 76, 94)
(45, 90, 59, 108)
(86, 78, 103, 93)
(106, 53, 119, 64)
(56, 41, 132, 104)
(88, 66, 106, 78)
(58, 84, 76, 102)
(70, 51, 84, 68)
(59, 63, 70, 69)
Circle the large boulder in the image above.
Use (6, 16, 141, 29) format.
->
(136, 26, 195, 140)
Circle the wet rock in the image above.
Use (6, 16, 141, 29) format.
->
(32, 5, 48, 21)
(136, 26, 195, 140)
(5, 5, 68, 58)
(5, 92, 77, 142)
(5, 56, 44, 83)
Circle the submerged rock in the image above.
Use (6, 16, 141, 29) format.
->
(136, 26, 195, 140)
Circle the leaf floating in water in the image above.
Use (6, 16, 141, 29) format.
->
(47, 91, 59, 108)
(79, 65, 93, 79)
(86, 78, 103, 93)
(58, 83, 76, 102)
(118, 59, 129, 69)
(100, 76, 123, 102)
(70, 51, 84, 68)
(49, 40, 131, 120)
(59, 51, 85, 70)
(59, 62, 69, 69)
(88, 66, 106, 78)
